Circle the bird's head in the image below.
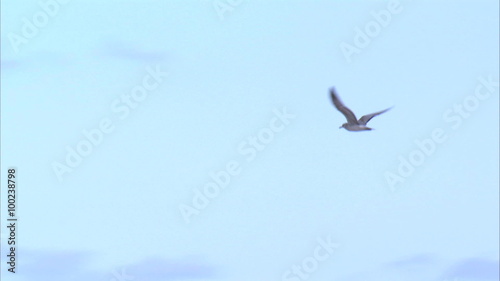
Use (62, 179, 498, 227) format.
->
(339, 123, 347, 129)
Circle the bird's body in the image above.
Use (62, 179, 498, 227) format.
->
(342, 124, 372, 131)
(330, 88, 391, 132)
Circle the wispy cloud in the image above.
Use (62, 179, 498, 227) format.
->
(338, 254, 499, 281)
(97, 41, 169, 63)
(7, 249, 216, 281)
(0, 59, 22, 70)
(383, 253, 437, 268)
(122, 257, 216, 280)
(440, 258, 499, 280)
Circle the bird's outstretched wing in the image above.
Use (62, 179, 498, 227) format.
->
(330, 88, 358, 124)
(358, 107, 392, 125)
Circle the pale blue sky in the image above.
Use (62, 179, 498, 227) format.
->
(1, 1, 499, 281)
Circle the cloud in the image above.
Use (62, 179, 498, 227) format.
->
(7, 249, 216, 281)
(125, 257, 216, 280)
(1, 59, 22, 70)
(10, 249, 101, 281)
(384, 253, 437, 268)
(440, 258, 499, 280)
(338, 254, 499, 281)
(338, 253, 440, 281)
(98, 41, 168, 63)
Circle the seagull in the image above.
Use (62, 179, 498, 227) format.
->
(330, 87, 391, 131)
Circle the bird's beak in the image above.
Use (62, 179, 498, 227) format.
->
(339, 126, 342, 129)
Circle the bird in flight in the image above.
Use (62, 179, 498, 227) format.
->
(330, 87, 391, 131)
